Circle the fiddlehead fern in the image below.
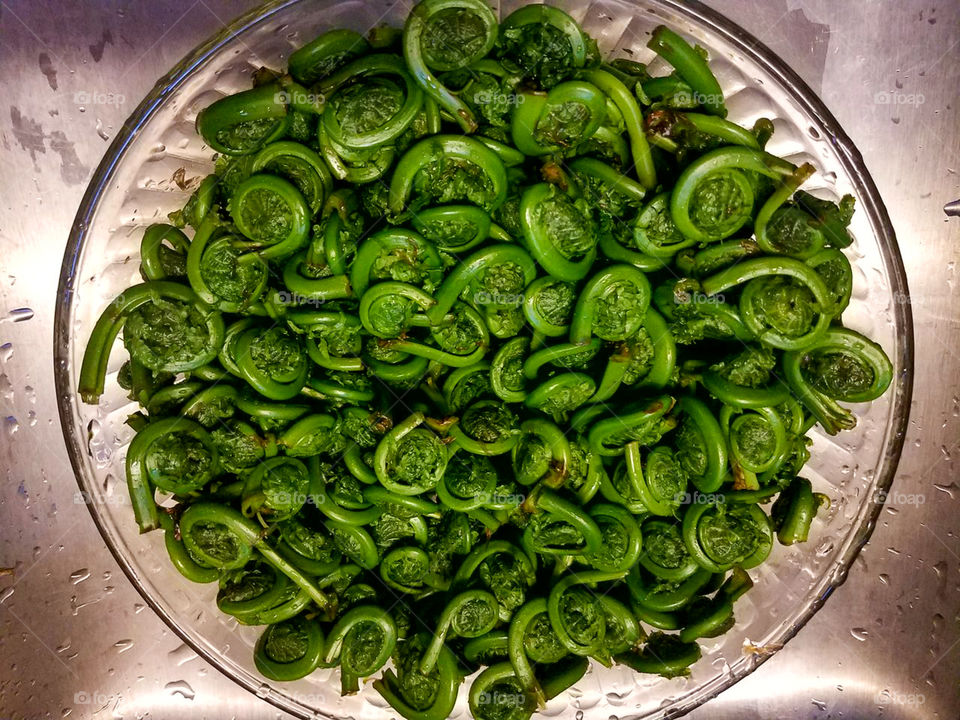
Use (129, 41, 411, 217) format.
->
(140, 223, 189, 281)
(420, 589, 500, 673)
(782, 327, 892, 434)
(647, 25, 726, 117)
(242, 456, 310, 521)
(770, 477, 825, 545)
(389, 135, 508, 214)
(374, 633, 462, 720)
(323, 605, 398, 694)
(229, 173, 311, 261)
(547, 571, 625, 661)
(79, 282, 224, 404)
(681, 498, 773, 572)
(196, 83, 289, 155)
(672, 396, 727, 493)
(288, 28, 370, 86)
(374, 412, 449, 495)
(449, 400, 520, 455)
(511, 81, 607, 156)
(228, 325, 310, 400)
(403, 0, 499, 133)
(82, 6, 895, 708)
(670, 147, 793, 243)
(519, 183, 598, 282)
(126, 418, 219, 530)
(468, 662, 536, 720)
(320, 54, 425, 150)
(254, 615, 325, 681)
(497, 5, 593, 90)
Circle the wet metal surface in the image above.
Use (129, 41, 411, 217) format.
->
(0, 1, 957, 718)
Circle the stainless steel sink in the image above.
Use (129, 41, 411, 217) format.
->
(0, 1, 956, 717)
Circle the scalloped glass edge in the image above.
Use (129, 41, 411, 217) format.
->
(53, 0, 914, 718)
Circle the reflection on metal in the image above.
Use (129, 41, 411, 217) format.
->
(0, 0, 957, 718)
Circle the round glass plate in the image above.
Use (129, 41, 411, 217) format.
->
(54, 0, 913, 717)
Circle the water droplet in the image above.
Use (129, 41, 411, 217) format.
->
(86, 418, 112, 466)
(256, 683, 271, 699)
(95, 118, 110, 141)
(879, 573, 890, 585)
(0, 343, 12, 362)
(850, 627, 869, 641)
(945, 200, 960, 217)
(114, 638, 134, 653)
(69, 568, 90, 585)
(808, 126, 822, 140)
(815, 540, 834, 557)
(811, 698, 827, 710)
(0, 374, 13, 402)
(70, 593, 102, 615)
(168, 643, 199, 666)
(6, 416, 19, 436)
(164, 680, 196, 700)
(891, 117, 901, 125)
(933, 481, 958, 498)
(6, 308, 34, 323)
(0, 587, 14, 603)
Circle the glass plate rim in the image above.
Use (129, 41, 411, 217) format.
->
(53, 0, 915, 717)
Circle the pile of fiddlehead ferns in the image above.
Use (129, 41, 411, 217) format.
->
(79, 2, 894, 718)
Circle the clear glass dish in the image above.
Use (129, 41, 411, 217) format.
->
(54, 0, 913, 717)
